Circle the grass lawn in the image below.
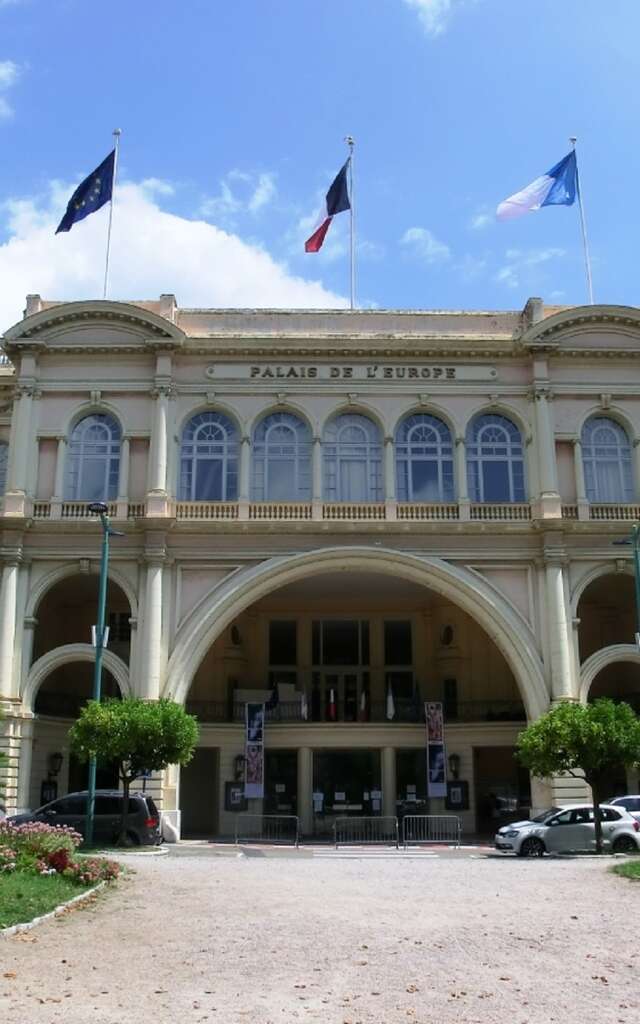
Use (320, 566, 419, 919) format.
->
(612, 858, 640, 881)
(0, 871, 87, 930)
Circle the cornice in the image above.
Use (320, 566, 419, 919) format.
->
(3, 300, 186, 350)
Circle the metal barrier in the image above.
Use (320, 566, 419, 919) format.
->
(334, 816, 399, 848)
(235, 814, 300, 847)
(402, 814, 462, 848)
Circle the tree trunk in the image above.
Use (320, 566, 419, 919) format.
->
(117, 772, 132, 847)
(591, 778, 604, 855)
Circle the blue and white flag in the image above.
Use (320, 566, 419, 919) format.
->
(56, 149, 115, 234)
(496, 150, 577, 221)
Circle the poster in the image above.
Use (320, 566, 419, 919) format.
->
(244, 702, 265, 798)
(425, 701, 447, 798)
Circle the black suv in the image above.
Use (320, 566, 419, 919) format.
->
(8, 789, 162, 846)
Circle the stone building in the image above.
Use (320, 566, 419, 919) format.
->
(0, 294, 638, 837)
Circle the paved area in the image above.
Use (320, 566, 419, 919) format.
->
(1, 849, 638, 1024)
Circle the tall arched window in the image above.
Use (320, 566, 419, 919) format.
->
(252, 412, 312, 501)
(581, 417, 633, 503)
(65, 414, 121, 501)
(0, 441, 8, 495)
(323, 413, 382, 502)
(180, 411, 238, 501)
(395, 414, 454, 502)
(466, 413, 525, 502)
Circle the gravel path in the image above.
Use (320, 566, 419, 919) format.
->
(1, 850, 638, 1024)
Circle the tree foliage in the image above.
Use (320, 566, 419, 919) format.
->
(517, 699, 640, 853)
(69, 698, 199, 844)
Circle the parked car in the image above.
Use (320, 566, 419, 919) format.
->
(606, 795, 640, 823)
(495, 804, 640, 857)
(7, 789, 161, 846)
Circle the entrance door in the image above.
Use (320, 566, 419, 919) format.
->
(312, 750, 381, 835)
(180, 748, 219, 837)
(474, 746, 531, 833)
(264, 750, 298, 815)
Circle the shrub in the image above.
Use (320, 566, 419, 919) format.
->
(0, 821, 118, 886)
(0, 846, 16, 873)
(0, 821, 82, 861)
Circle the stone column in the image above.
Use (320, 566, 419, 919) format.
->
(532, 386, 561, 519)
(21, 615, 37, 684)
(0, 710, 21, 815)
(297, 747, 313, 835)
(147, 388, 170, 516)
(572, 438, 590, 521)
(50, 436, 67, 518)
(15, 716, 34, 813)
(116, 436, 131, 519)
(238, 435, 251, 520)
(455, 436, 470, 521)
(633, 439, 640, 504)
(0, 559, 20, 698)
(311, 436, 323, 520)
(381, 746, 397, 819)
(384, 436, 397, 520)
(141, 559, 164, 700)
(544, 551, 575, 702)
(4, 385, 34, 516)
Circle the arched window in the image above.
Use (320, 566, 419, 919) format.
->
(581, 417, 633, 503)
(180, 411, 238, 501)
(466, 413, 525, 502)
(323, 413, 382, 502)
(395, 414, 454, 502)
(252, 412, 312, 501)
(65, 414, 121, 501)
(0, 441, 8, 495)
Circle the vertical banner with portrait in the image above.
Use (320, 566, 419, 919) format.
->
(425, 701, 447, 798)
(244, 702, 265, 799)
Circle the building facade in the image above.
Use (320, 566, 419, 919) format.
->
(0, 294, 639, 837)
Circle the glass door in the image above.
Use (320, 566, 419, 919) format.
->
(312, 671, 369, 721)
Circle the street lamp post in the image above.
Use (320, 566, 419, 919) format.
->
(613, 523, 640, 651)
(84, 501, 115, 846)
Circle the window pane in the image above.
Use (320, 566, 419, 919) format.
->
(482, 461, 511, 501)
(340, 460, 367, 500)
(81, 458, 107, 500)
(411, 461, 440, 501)
(322, 621, 359, 665)
(384, 621, 412, 664)
(269, 621, 297, 665)
(195, 459, 223, 500)
(267, 459, 295, 500)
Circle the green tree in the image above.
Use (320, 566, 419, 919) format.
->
(69, 698, 199, 845)
(517, 698, 640, 854)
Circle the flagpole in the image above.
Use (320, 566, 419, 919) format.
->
(103, 128, 121, 300)
(570, 136, 594, 306)
(345, 135, 355, 309)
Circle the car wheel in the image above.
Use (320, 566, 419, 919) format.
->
(518, 837, 545, 857)
(612, 835, 637, 854)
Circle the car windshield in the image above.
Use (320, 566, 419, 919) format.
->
(530, 807, 562, 823)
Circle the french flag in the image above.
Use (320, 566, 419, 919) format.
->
(496, 150, 577, 221)
(305, 159, 351, 252)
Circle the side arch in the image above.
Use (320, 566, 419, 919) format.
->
(165, 545, 549, 720)
(26, 563, 138, 620)
(570, 563, 633, 617)
(579, 644, 640, 704)
(23, 643, 131, 711)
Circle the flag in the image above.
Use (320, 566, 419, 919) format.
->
(328, 687, 337, 722)
(265, 684, 280, 712)
(300, 690, 308, 721)
(496, 150, 577, 222)
(386, 686, 396, 721)
(359, 688, 368, 722)
(305, 159, 350, 252)
(56, 149, 116, 234)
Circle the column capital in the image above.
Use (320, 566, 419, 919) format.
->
(150, 384, 174, 400)
(528, 385, 554, 402)
(455, 435, 465, 447)
(384, 435, 394, 446)
(572, 437, 582, 449)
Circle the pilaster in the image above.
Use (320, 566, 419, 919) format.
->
(530, 384, 561, 519)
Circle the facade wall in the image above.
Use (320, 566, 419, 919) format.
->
(1, 297, 640, 833)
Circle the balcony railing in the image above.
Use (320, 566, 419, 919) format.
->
(185, 698, 526, 725)
(470, 503, 531, 521)
(589, 503, 640, 521)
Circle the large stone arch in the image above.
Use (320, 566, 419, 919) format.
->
(23, 643, 131, 711)
(579, 644, 640, 705)
(571, 563, 633, 617)
(26, 563, 138, 620)
(166, 545, 549, 720)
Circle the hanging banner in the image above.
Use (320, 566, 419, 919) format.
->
(244, 702, 265, 799)
(425, 701, 447, 798)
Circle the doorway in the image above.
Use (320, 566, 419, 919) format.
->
(312, 749, 381, 835)
(180, 747, 219, 837)
(474, 746, 530, 834)
(264, 750, 298, 814)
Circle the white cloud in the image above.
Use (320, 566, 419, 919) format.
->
(0, 59, 19, 119)
(402, 0, 474, 37)
(400, 226, 451, 264)
(469, 209, 492, 231)
(0, 178, 347, 331)
(201, 169, 277, 221)
(495, 247, 565, 289)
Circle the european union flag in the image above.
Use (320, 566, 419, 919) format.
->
(55, 149, 115, 234)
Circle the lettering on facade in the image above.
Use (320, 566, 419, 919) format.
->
(205, 364, 498, 382)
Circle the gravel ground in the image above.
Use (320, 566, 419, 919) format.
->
(1, 849, 638, 1024)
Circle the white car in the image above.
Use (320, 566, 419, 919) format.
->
(606, 795, 640, 823)
(495, 804, 640, 857)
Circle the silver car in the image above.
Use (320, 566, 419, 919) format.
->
(495, 804, 640, 857)
(606, 795, 640, 823)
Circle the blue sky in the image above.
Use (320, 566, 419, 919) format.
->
(1, 0, 639, 327)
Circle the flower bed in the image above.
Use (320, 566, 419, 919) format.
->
(0, 821, 120, 930)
